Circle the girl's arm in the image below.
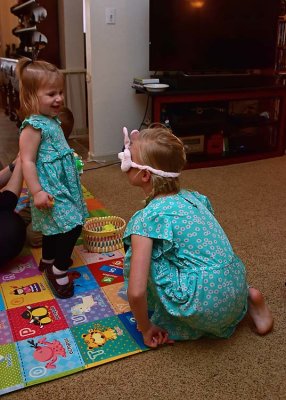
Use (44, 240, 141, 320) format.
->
(128, 234, 153, 332)
(128, 234, 174, 348)
(19, 126, 53, 208)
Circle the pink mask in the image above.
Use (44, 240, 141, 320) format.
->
(118, 127, 180, 178)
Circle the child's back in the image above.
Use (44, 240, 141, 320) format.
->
(124, 189, 248, 340)
(119, 125, 273, 347)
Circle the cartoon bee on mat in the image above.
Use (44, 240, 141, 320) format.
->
(21, 305, 52, 328)
(81, 325, 117, 349)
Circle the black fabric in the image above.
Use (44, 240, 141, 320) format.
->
(0, 210, 26, 267)
(0, 190, 26, 266)
(42, 225, 82, 271)
(0, 190, 18, 210)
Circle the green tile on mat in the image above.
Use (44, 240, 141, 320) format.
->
(81, 186, 94, 199)
(89, 209, 110, 217)
(0, 343, 24, 395)
(76, 236, 84, 245)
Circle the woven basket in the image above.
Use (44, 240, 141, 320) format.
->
(83, 216, 126, 253)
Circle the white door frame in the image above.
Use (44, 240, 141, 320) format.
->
(83, 0, 96, 161)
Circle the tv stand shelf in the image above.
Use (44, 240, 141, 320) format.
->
(147, 85, 286, 169)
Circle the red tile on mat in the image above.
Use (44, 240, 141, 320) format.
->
(89, 258, 124, 287)
(85, 198, 106, 211)
(7, 299, 68, 341)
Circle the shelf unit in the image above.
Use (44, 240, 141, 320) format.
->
(8, 0, 60, 66)
(10, 0, 47, 59)
(148, 85, 286, 169)
(0, 1, 60, 125)
(10, 0, 38, 16)
(0, 58, 19, 123)
(276, 16, 286, 72)
(276, 0, 286, 73)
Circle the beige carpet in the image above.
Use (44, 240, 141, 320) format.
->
(5, 156, 286, 400)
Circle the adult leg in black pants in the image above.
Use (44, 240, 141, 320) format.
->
(0, 158, 26, 268)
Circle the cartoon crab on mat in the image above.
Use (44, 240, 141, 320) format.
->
(27, 337, 66, 369)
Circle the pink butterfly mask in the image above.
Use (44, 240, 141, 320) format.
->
(118, 127, 180, 178)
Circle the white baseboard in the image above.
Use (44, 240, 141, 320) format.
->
(87, 152, 119, 164)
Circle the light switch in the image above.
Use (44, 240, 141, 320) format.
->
(105, 8, 116, 24)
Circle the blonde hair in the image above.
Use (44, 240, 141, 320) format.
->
(136, 124, 186, 202)
(16, 57, 64, 119)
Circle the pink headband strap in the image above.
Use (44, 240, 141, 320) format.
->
(118, 127, 180, 178)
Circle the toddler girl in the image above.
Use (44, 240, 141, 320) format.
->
(17, 58, 88, 299)
(118, 125, 273, 348)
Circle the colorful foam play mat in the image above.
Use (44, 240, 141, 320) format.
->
(0, 186, 149, 395)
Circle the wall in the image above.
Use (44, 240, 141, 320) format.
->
(58, 0, 87, 137)
(0, 0, 20, 57)
(0, 0, 149, 157)
(58, 0, 85, 69)
(85, 0, 149, 161)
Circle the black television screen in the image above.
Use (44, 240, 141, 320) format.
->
(149, 0, 280, 74)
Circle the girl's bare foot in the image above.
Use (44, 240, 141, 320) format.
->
(247, 287, 274, 335)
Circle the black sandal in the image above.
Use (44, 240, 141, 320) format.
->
(39, 258, 73, 272)
(39, 260, 53, 272)
(45, 264, 74, 299)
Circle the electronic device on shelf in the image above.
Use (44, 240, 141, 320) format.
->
(149, 0, 280, 76)
(182, 135, 205, 154)
(144, 83, 169, 92)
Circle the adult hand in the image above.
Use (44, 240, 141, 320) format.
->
(141, 323, 175, 348)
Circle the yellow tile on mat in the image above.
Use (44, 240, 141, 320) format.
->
(30, 247, 41, 265)
(1, 276, 54, 309)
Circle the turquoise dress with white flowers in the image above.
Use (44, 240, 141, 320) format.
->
(123, 190, 248, 340)
(20, 115, 88, 235)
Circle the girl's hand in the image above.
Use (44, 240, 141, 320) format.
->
(34, 191, 54, 209)
(141, 323, 175, 348)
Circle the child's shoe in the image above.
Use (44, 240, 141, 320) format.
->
(39, 258, 73, 272)
(45, 264, 74, 299)
(39, 259, 53, 272)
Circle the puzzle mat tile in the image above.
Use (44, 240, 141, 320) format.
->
(0, 187, 150, 395)
(71, 316, 141, 367)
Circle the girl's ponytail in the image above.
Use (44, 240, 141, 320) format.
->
(15, 57, 32, 80)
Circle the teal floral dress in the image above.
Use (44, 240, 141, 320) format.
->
(123, 190, 248, 340)
(20, 115, 88, 235)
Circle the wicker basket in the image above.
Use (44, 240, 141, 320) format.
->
(83, 216, 126, 253)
